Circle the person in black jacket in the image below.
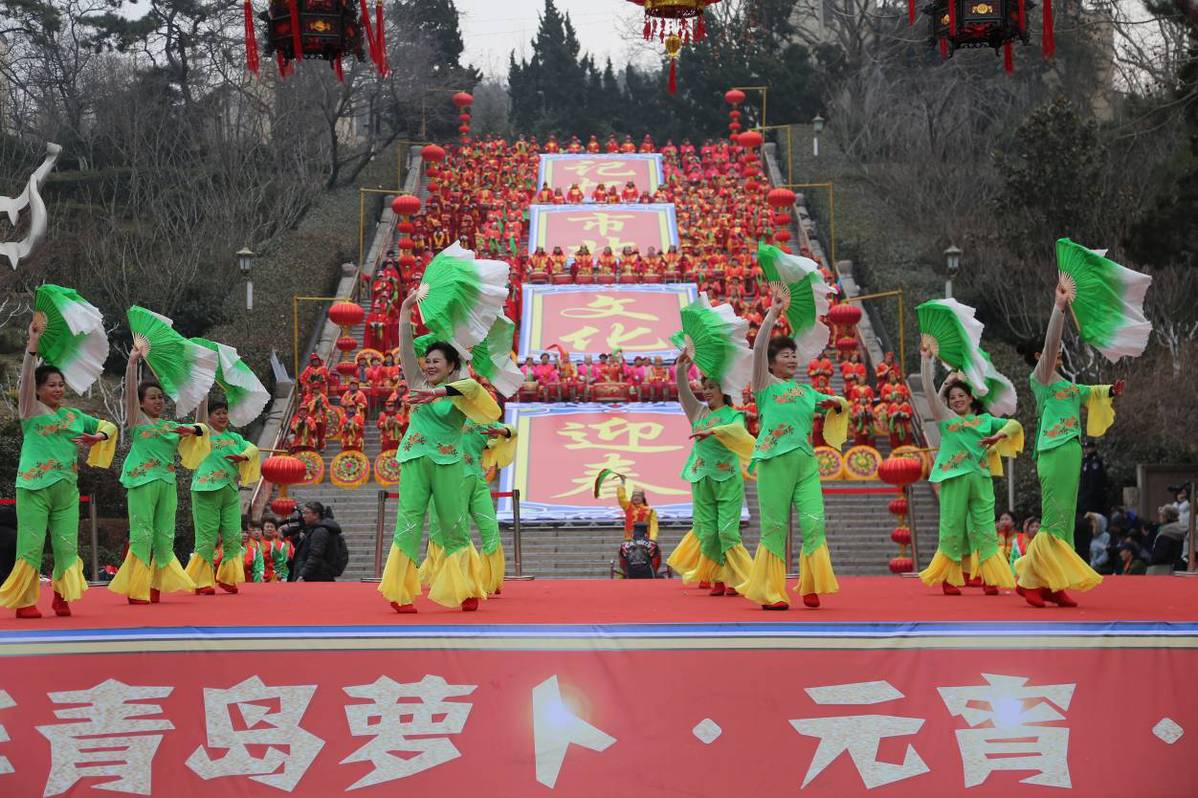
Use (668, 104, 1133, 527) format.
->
(0, 505, 17, 586)
(292, 502, 344, 582)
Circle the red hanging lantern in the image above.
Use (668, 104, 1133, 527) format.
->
(336, 360, 359, 376)
(253, 0, 387, 77)
(328, 301, 365, 328)
(396, 221, 414, 235)
(421, 144, 446, 163)
(336, 335, 357, 352)
(827, 302, 863, 329)
(452, 91, 474, 108)
(924, 0, 1050, 70)
(270, 496, 297, 517)
(766, 187, 796, 209)
(397, 236, 416, 251)
(724, 88, 746, 106)
(399, 253, 415, 268)
(773, 229, 792, 243)
(262, 454, 307, 490)
(878, 455, 923, 487)
(771, 211, 792, 227)
(890, 526, 912, 546)
(888, 497, 910, 516)
(737, 130, 763, 149)
(390, 194, 421, 217)
(835, 335, 858, 354)
(889, 556, 914, 574)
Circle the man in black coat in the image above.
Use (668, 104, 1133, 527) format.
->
(292, 502, 345, 582)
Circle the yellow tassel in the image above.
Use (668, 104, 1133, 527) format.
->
(0, 559, 41, 608)
(796, 542, 839, 596)
(378, 544, 421, 604)
(52, 559, 89, 602)
(427, 545, 487, 608)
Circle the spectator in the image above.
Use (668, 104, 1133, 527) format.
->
(243, 524, 265, 583)
(1073, 511, 1093, 564)
(1087, 512, 1110, 571)
(1173, 486, 1191, 527)
(618, 524, 661, 579)
(292, 501, 346, 582)
(1148, 505, 1185, 575)
(1078, 442, 1108, 514)
(1118, 542, 1148, 575)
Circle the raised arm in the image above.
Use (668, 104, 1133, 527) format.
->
(675, 354, 705, 423)
(1034, 285, 1069, 385)
(921, 349, 951, 422)
(195, 395, 208, 425)
(751, 285, 787, 393)
(124, 347, 144, 430)
(397, 289, 427, 391)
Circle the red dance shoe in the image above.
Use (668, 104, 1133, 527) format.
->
(982, 585, 999, 596)
(761, 601, 789, 611)
(941, 583, 962, 596)
(128, 597, 150, 605)
(725, 587, 739, 596)
(461, 597, 479, 612)
(802, 593, 820, 608)
(1045, 590, 1077, 608)
(966, 575, 982, 587)
(217, 582, 238, 594)
(52, 592, 71, 617)
(195, 586, 216, 596)
(391, 602, 417, 614)
(15, 606, 42, 619)
(698, 581, 711, 589)
(149, 588, 160, 604)
(1023, 587, 1046, 608)
(709, 582, 726, 596)
(493, 586, 502, 596)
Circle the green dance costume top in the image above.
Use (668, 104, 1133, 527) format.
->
(461, 420, 515, 480)
(18, 409, 109, 489)
(121, 419, 208, 488)
(1030, 376, 1114, 455)
(752, 381, 846, 462)
(396, 379, 497, 465)
(931, 414, 1022, 483)
(191, 429, 258, 492)
(682, 405, 750, 483)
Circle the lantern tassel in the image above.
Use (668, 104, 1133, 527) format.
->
(375, 0, 388, 75)
(948, 0, 957, 36)
(1042, 0, 1055, 58)
(243, 0, 259, 74)
(939, 37, 949, 59)
(333, 55, 344, 82)
(359, 0, 377, 71)
(1017, 0, 1026, 33)
(276, 50, 288, 78)
(1003, 41, 1014, 73)
(668, 59, 677, 94)
(908, 0, 916, 25)
(286, 0, 303, 64)
(696, 14, 706, 40)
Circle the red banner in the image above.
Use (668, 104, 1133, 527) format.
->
(538, 154, 663, 196)
(519, 284, 695, 362)
(0, 646, 1193, 796)
(527, 203, 678, 258)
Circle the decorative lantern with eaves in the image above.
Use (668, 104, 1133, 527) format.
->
(628, 1, 721, 93)
(920, 0, 1052, 72)
(247, 0, 390, 79)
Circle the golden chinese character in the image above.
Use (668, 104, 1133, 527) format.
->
(560, 325, 600, 350)
(561, 296, 659, 321)
(564, 213, 636, 238)
(604, 322, 668, 352)
(552, 453, 687, 499)
(557, 418, 681, 453)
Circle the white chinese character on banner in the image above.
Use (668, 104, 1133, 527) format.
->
(790, 680, 929, 789)
(532, 675, 616, 789)
(185, 675, 324, 792)
(938, 672, 1076, 788)
(36, 678, 174, 797)
(0, 690, 14, 775)
(341, 675, 476, 790)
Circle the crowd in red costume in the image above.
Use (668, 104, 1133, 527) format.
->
(284, 132, 913, 456)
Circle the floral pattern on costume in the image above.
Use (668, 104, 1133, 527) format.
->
(34, 411, 78, 437)
(756, 423, 795, 453)
(1044, 416, 1079, 438)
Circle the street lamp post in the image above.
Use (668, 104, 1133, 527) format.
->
(812, 114, 825, 157)
(943, 244, 962, 299)
(237, 247, 256, 311)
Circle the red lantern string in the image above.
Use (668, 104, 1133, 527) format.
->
(948, 0, 957, 36)
(939, 37, 949, 59)
(286, 0, 303, 64)
(696, 14, 705, 40)
(907, 0, 916, 25)
(1042, 0, 1055, 58)
(668, 59, 677, 95)
(243, 0, 259, 74)
(358, 0, 377, 71)
(1017, 0, 1026, 32)
(1003, 41, 1014, 73)
(333, 55, 344, 82)
(375, 0, 388, 75)
(276, 50, 290, 78)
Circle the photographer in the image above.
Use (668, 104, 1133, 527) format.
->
(618, 523, 661, 579)
(278, 511, 305, 582)
(291, 501, 348, 582)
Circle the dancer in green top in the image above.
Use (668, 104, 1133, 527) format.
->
(378, 286, 501, 613)
(184, 396, 260, 595)
(918, 345, 1022, 594)
(420, 418, 516, 596)
(0, 317, 118, 618)
(108, 343, 209, 604)
(1016, 283, 1119, 607)
(674, 351, 755, 596)
(739, 285, 850, 610)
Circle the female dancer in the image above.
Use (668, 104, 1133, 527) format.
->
(0, 318, 117, 618)
(421, 418, 516, 596)
(1016, 283, 1118, 607)
(673, 351, 754, 596)
(108, 342, 208, 604)
(185, 397, 259, 595)
(378, 287, 501, 613)
(918, 346, 1021, 594)
(740, 285, 849, 610)
(616, 479, 658, 540)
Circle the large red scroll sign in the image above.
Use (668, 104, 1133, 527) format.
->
(527, 203, 679, 260)
(537, 153, 664, 196)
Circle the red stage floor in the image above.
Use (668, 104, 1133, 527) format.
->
(3, 574, 1195, 630)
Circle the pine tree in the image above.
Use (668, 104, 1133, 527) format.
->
(507, 0, 592, 137)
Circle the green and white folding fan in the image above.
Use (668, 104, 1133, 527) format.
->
(755, 243, 834, 362)
(916, 298, 990, 396)
(191, 337, 270, 426)
(127, 306, 217, 415)
(977, 349, 1017, 417)
(469, 315, 522, 398)
(33, 284, 108, 394)
(1056, 238, 1152, 362)
(414, 242, 509, 356)
(669, 293, 752, 396)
